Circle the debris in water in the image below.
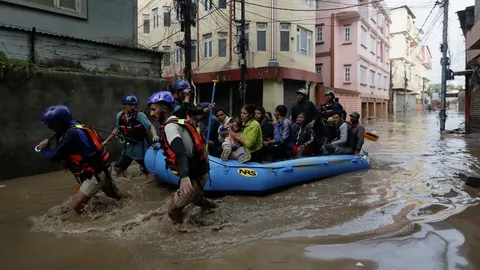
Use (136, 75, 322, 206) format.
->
(0, 185, 5, 188)
(356, 262, 364, 267)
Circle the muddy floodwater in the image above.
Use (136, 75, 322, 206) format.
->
(2, 110, 480, 270)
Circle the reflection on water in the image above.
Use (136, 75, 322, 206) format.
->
(305, 223, 468, 270)
(2, 110, 480, 268)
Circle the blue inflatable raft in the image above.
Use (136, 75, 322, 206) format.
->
(144, 143, 370, 195)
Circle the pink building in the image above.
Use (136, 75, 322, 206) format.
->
(315, 0, 391, 119)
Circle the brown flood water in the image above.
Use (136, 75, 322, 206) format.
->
(2, 109, 480, 270)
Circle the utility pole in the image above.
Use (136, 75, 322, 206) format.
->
(404, 65, 408, 111)
(440, 0, 449, 131)
(239, 0, 247, 105)
(177, 0, 195, 93)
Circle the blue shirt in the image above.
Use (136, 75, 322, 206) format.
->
(41, 121, 97, 161)
(115, 111, 152, 160)
(273, 118, 294, 149)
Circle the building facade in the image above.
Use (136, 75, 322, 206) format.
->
(138, 0, 321, 115)
(389, 5, 432, 113)
(315, 0, 390, 119)
(458, 4, 479, 133)
(0, 0, 138, 44)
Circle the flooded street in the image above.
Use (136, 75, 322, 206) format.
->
(2, 109, 480, 270)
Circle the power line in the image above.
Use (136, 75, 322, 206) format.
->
(243, 0, 383, 12)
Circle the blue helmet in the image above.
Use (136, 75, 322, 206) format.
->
(172, 79, 190, 92)
(147, 91, 175, 105)
(41, 104, 72, 125)
(122, 93, 138, 105)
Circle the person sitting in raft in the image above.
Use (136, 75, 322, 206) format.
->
(347, 112, 365, 156)
(290, 88, 317, 124)
(102, 94, 159, 177)
(172, 79, 215, 119)
(320, 111, 353, 155)
(266, 112, 273, 122)
(219, 117, 251, 163)
(196, 102, 221, 156)
(228, 104, 263, 162)
(255, 105, 274, 142)
(37, 104, 131, 214)
(216, 108, 232, 133)
(264, 105, 294, 161)
(342, 110, 352, 126)
(292, 112, 315, 158)
(324, 116, 337, 144)
(147, 91, 217, 224)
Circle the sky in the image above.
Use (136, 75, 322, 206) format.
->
(385, 0, 474, 86)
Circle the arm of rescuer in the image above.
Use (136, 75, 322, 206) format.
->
(102, 112, 121, 145)
(41, 129, 96, 161)
(135, 112, 159, 140)
(331, 123, 348, 146)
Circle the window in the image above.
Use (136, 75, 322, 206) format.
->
(370, 70, 375, 84)
(384, 76, 388, 89)
(8, 0, 86, 17)
(257, 23, 267, 51)
(191, 41, 197, 63)
(152, 8, 159, 28)
(218, 32, 228, 57)
(163, 46, 171, 66)
(143, 14, 150, 34)
(315, 0, 320, 9)
(315, 25, 323, 42)
(380, 44, 384, 63)
(204, 0, 213, 11)
(377, 73, 381, 87)
(203, 33, 213, 58)
(280, 23, 290, 52)
(344, 66, 351, 82)
(370, 35, 375, 52)
(361, 27, 367, 46)
(175, 46, 183, 63)
(344, 26, 351, 42)
(407, 16, 411, 31)
(297, 27, 312, 56)
(163, 6, 171, 27)
(360, 66, 367, 83)
(316, 64, 322, 74)
(219, 0, 227, 8)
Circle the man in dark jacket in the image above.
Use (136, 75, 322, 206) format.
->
(255, 106, 274, 141)
(348, 112, 365, 156)
(290, 88, 317, 124)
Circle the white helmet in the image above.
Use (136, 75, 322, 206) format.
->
(296, 88, 308, 95)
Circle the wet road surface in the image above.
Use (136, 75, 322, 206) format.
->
(1, 109, 480, 270)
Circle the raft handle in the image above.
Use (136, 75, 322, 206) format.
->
(282, 167, 293, 173)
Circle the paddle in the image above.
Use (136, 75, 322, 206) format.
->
(364, 131, 379, 142)
(205, 80, 217, 153)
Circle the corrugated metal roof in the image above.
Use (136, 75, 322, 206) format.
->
(0, 23, 161, 54)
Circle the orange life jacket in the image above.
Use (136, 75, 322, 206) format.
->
(159, 118, 209, 176)
(118, 109, 147, 143)
(58, 123, 111, 181)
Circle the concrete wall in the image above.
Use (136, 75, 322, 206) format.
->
(0, 0, 137, 44)
(0, 70, 167, 181)
(0, 27, 161, 77)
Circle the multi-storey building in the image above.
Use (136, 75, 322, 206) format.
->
(315, 0, 391, 119)
(138, 0, 321, 114)
(389, 5, 432, 113)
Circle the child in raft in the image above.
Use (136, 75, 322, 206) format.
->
(218, 117, 251, 163)
(292, 112, 315, 157)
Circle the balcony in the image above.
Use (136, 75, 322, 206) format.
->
(421, 46, 432, 70)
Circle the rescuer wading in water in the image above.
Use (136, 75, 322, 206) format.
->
(147, 91, 217, 224)
(37, 104, 131, 213)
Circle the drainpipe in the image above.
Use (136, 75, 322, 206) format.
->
(133, 0, 138, 46)
(267, 0, 278, 66)
(228, 0, 233, 65)
(330, 13, 335, 87)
